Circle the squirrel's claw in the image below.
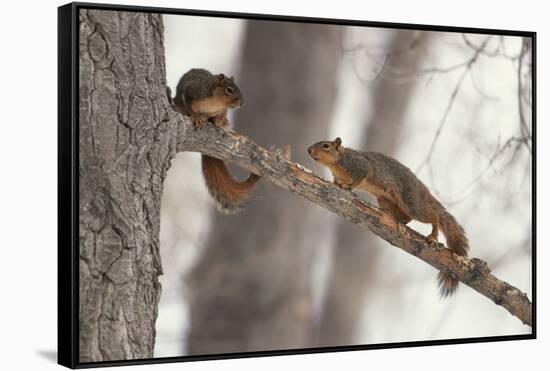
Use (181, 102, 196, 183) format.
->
(212, 115, 228, 127)
(191, 114, 208, 128)
(335, 181, 352, 191)
(398, 223, 408, 236)
(380, 212, 409, 238)
(380, 212, 398, 231)
(426, 234, 439, 247)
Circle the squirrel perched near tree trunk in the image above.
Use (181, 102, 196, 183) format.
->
(308, 137, 469, 297)
(172, 68, 260, 213)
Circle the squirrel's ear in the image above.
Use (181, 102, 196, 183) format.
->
(216, 74, 226, 84)
(230, 76, 235, 81)
(334, 137, 342, 149)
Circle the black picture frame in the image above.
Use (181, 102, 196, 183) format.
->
(58, 2, 536, 369)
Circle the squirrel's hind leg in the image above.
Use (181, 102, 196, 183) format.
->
(377, 197, 412, 235)
(377, 197, 412, 224)
(211, 110, 229, 126)
(426, 217, 440, 247)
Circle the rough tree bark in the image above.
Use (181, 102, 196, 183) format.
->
(186, 20, 341, 355)
(316, 30, 431, 347)
(78, 10, 178, 362)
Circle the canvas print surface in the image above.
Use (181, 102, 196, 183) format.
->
(76, 6, 533, 364)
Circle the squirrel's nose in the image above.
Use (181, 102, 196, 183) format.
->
(307, 146, 313, 155)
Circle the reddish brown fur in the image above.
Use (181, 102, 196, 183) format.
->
(173, 68, 258, 213)
(201, 156, 260, 213)
(190, 96, 233, 118)
(309, 137, 469, 297)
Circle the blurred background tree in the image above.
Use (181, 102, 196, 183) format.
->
(186, 20, 341, 354)
(315, 30, 432, 347)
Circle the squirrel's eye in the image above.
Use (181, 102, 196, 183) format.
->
(322, 143, 330, 149)
(225, 86, 234, 95)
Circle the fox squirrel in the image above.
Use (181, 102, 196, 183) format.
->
(173, 68, 260, 213)
(308, 137, 469, 297)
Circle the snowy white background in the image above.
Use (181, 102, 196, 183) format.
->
(1, 0, 547, 371)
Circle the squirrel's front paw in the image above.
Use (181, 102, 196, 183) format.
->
(335, 182, 352, 190)
(397, 223, 409, 236)
(380, 212, 398, 230)
(212, 115, 228, 127)
(191, 114, 208, 128)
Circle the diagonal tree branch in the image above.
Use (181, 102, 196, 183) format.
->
(174, 116, 532, 327)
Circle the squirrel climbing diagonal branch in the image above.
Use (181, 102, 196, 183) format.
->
(175, 117, 533, 327)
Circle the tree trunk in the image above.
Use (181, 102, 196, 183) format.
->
(78, 9, 175, 362)
(315, 30, 431, 347)
(186, 20, 341, 355)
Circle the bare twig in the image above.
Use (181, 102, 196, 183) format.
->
(462, 34, 500, 57)
(446, 136, 528, 206)
(416, 64, 470, 174)
(499, 36, 523, 61)
(517, 38, 533, 153)
(416, 36, 492, 174)
(344, 34, 427, 85)
(175, 118, 533, 326)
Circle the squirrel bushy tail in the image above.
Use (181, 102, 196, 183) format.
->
(201, 155, 260, 214)
(437, 208, 469, 297)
